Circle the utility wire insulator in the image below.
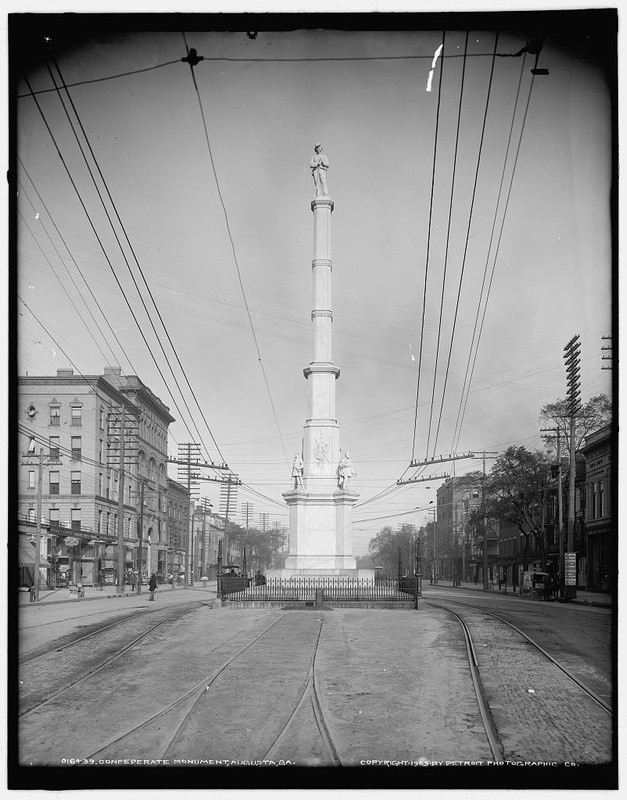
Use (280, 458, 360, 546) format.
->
(182, 48, 204, 67)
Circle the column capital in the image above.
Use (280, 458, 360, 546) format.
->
(303, 363, 340, 379)
(311, 197, 334, 213)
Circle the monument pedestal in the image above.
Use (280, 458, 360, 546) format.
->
(278, 488, 359, 573)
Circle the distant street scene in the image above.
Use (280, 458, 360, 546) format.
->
(11, 8, 616, 792)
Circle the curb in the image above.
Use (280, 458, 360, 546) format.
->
(19, 586, 217, 607)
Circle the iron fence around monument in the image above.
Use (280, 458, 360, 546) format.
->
(221, 576, 418, 603)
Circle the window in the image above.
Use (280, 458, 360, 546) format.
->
(100, 408, 105, 430)
(49, 508, 59, 530)
(106, 512, 110, 536)
(50, 406, 60, 426)
(71, 436, 82, 461)
(71, 508, 81, 531)
(591, 481, 599, 519)
(106, 475, 111, 499)
(49, 436, 60, 460)
(99, 440, 104, 464)
(97, 510, 102, 534)
(599, 481, 605, 518)
(98, 473, 103, 496)
(49, 471, 60, 495)
(71, 406, 82, 426)
(28, 470, 35, 489)
(28, 507, 36, 522)
(71, 471, 81, 495)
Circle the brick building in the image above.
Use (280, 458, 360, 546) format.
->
(17, 366, 188, 587)
(580, 424, 612, 590)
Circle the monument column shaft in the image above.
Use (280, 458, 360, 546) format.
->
(302, 197, 340, 485)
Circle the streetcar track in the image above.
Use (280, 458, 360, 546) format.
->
(22, 600, 211, 662)
(83, 614, 287, 760)
(428, 597, 612, 715)
(429, 602, 503, 761)
(19, 606, 149, 632)
(261, 616, 341, 765)
(19, 604, 203, 718)
(82, 612, 342, 765)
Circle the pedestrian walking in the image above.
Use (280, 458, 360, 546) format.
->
(148, 572, 157, 601)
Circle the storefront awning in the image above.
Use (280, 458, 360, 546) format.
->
(19, 540, 36, 566)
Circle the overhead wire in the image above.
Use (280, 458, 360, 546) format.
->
(17, 295, 143, 432)
(452, 49, 537, 452)
(46, 58, 230, 475)
(15, 44, 549, 100)
(430, 32, 500, 457)
(180, 32, 292, 470)
(17, 160, 138, 375)
(408, 30, 447, 475)
(20, 73, 207, 457)
(424, 31, 470, 461)
(18, 209, 117, 371)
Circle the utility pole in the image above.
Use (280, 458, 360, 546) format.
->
(107, 405, 138, 594)
(116, 405, 126, 594)
(21, 439, 62, 602)
(452, 465, 460, 586)
(541, 426, 564, 598)
(199, 497, 213, 578)
(137, 479, 144, 594)
(242, 502, 253, 530)
(564, 334, 581, 599)
(473, 451, 498, 590)
(601, 335, 612, 370)
(177, 443, 201, 587)
(430, 508, 437, 584)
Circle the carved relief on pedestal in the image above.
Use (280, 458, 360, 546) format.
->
(313, 434, 331, 471)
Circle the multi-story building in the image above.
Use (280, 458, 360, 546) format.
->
(580, 424, 612, 590)
(17, 366, 186, 587)
(435, 471, 489, 583)
(191, 505, 225, 580)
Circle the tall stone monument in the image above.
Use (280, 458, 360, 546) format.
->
(275, 145, 368, 577)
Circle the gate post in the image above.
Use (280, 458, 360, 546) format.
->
(315, 588, 324, 608)
(217, 539, 223, 600)
(415, 542, 425, 609)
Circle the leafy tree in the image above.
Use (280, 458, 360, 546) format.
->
(228, 524, 286, 572)
(539, 393, 611, 458)
(483, 446, 552, 570)
(368, 524, 417, 576)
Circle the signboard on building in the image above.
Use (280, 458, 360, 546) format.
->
(64, 537, 79, 547)
(564, 552, 577, 586)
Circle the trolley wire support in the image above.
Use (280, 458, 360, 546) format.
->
(397, 472, 449, 486)
(409, 451, 475, 468)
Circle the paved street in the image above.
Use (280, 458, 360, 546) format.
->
(15, 584, 615, 788)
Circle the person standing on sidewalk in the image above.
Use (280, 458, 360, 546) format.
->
(148, 573, 157, 601)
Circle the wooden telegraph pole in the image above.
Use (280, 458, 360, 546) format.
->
(22, 438, 63, 602)
(564, 335, 581, 600)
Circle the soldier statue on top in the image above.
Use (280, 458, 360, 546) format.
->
(310, 143, 330, 197)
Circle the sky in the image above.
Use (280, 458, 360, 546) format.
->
(12, 7, 615, 555)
